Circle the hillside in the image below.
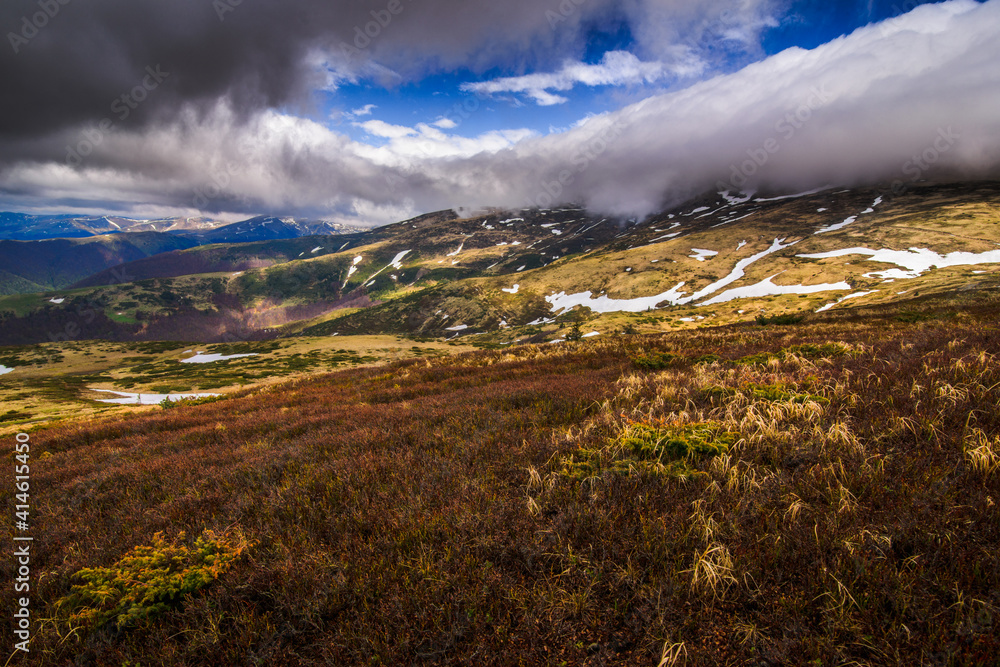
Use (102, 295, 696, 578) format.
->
(72, 236, 370, 288)
(1, 181, 998, 345)
(0, 232, 199, 295)
(6, 305, 999, 664)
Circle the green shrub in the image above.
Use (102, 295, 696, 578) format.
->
(736, 341, 852, 365)
(785, 342, 851, 358)
(57, 529, 253, 630)
(561, 421, 736, 481)
(692, 353, 721, 364)
(632, 351, 681, 370)
(895, 311, 932, 323)
(159, 395, 224, 409)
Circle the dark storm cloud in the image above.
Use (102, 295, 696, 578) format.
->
(0, 0, 602, 138)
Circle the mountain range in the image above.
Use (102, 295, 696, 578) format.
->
(0, 181, 998, 345)
(0, 214, 367, 295)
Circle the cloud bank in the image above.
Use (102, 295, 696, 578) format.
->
(1, 0, 999, 225)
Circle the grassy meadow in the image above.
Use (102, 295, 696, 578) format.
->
(3, 297, 999, 665)
(0, 336, 473, 437)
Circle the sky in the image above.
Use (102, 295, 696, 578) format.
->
(0, 0, 998, 226)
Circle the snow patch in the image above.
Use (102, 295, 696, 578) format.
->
(447, 243, 464, 257)
(311, 247, 324, 254)
(446, 324, 469, 332)
(546, 283, 689, 314)
(799, 247, 1000, 279)
(582, 331, 601, 338)
(649, 232, 682, 242)
(754, 186, 830, 202)
(390, 250, 411, 269)
(0, 365, 13, 375)
(815, 290, 877, 313)
(816, 216, 857, 234)
(501, 284, 519, 294)
(699, 275, 852, 306)
(49, 297, 65, 304)
(689, 248, 718, 262)
(92, 389, 220, 405)
(684, 206, 710, 216)
(180, 353, 259, 364)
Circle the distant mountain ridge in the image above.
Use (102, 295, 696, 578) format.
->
(0, 212, 224, 240)
(0, 211, 365, 242)
(0, 213, 369, 295)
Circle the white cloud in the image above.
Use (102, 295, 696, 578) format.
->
(349, 104, 377, 118)
(461, 50, 701, 106)
(352, 120, 536, 165)
(355, 120, 419, 139)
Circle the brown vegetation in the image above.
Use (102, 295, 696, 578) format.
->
(5, 307, 1000, 664)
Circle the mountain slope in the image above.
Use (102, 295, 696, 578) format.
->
(72, 236, 363, 288)
(1, 181, 999, 344)
(0, 232, 199, 295)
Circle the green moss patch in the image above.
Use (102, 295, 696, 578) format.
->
(57, 529, 252, 631)
(561, 421, 737, 481)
